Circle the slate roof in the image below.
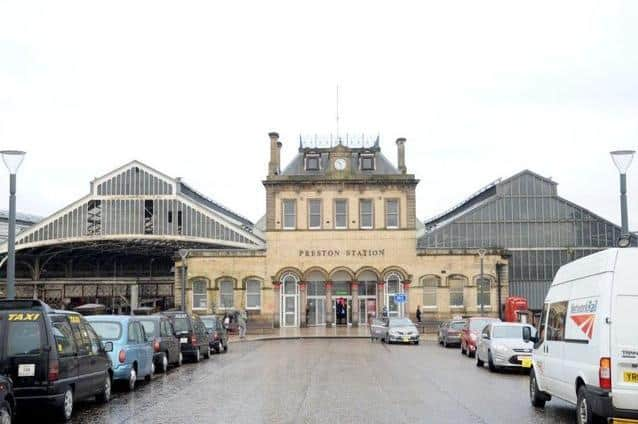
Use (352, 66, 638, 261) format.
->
(281, 148, 401, 177)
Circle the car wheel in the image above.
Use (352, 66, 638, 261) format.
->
(476, 353, 484, 367)
(59, 386, 74, 421)
(96, 374, 111, 403)
(0, 401, 12, 424)
(160, 353, 169, 373)
(529, 369, 547, 408)
(193, 348, 201, 363)
(488, 352, 496, 372)
(223, 342, 228, 353)
(145, 362, 155, 381)
(577, 386, 599, 424)
(127, 368, 137, 392)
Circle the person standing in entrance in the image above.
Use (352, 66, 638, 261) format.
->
(416, 305, 422, 323)
(238, 310, 247, 339)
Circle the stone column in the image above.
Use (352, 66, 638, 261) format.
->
(351, 281, 359, 327)
(273, 282, 281, 328)
(377, 281, 385, 317)
(298, 281, 307, 328)
(325, 281, 333, 327)
(402, 280, 412, 319)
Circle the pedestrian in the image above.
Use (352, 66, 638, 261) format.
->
(416, 305, 422, 323)
(382, 306, 388, 319)
(223, 313, 230, 331)
(238, 310, 247, 339)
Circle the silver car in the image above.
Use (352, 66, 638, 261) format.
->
(476, 322, 536, 372)
(438, 320, 466, 348)
(372, 317, 420, 344)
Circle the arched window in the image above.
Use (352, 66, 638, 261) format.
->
(448, 275, 467, 307)
(282, 273, 299, 294)
(219, 279, 234, 309)
(421, 276, 439, 308)
(192, 279, 208, 310)
(475, 276, 493, 309)
(246, 279, 261, 310)
(385, 272, 403, 317)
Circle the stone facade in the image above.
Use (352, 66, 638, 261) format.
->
(175, 134, 509, 327)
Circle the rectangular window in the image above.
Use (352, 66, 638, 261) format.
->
(359, 199, 374, 229)
(305, 155, 320, 171)
(547, 301, 568, 341)
(246, 279, 261, 309)
(144, 199, 154, 235)
(476, 277, 491, 308)
(87, 199, 102, 235)
(282, 199, 296, 230)
(449, 277, 465, 307)
(177, 211, 183, 234)
(308, 199, 322, 229)
(360, 154, 375, 171)
(385, 199, 399, 229)
(220, 280, 234, 308)
(192, 280, 208, 310)
(422, 277, 439, 307)
(334, 199, 348, 229)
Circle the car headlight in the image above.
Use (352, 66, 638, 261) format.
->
(493, 344, 508, 353)
(389, 330, 399, 336)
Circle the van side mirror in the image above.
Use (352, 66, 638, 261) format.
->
(522, 327, 533, 343)
(103, 341, 114, 352)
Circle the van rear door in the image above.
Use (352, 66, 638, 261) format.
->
(611, 248, 638, 411)
(1, 311, 48, 391)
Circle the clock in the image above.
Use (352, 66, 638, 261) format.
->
(334, 158, 347, 171)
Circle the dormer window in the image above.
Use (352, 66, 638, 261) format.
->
(305, 153, 320, 171)
(360, 153, 375, 171)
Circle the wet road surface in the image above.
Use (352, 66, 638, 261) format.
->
(19, 339, 577, 423)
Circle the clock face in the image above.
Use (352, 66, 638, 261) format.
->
(334, 158, 347, 171)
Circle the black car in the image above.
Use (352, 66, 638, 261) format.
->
(200, 315, 228, 354)
(0, 300, 112, 421)
(0, 375, 15, 424)
(161, 312, 210, 362)
(138, 316, 182, 372)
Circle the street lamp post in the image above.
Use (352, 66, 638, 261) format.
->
(478, 249, 487, 317)
(178, 249, 188, 312)
(610, 150, 635, 237)
(1, 150, 26, 300)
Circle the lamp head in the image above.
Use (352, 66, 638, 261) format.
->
(0, 150, 26, 174)
(610, 150, 635, 174)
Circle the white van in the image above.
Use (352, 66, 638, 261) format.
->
(528, 248, 638, 424)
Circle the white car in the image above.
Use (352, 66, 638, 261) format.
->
(528, 248, 638, 424)
(476, 322, 535, 372)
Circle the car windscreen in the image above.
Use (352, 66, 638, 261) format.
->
(139, 320, 157, 337)
(470, 319, 495, 331)
(7, 320, 42, 356)
(389, 318, 414, 327)
(492, 326, 536, 339)
(201, 318, 217, 330)
(450, 322, 465, 330)
(90, 321, 122, 340)
(172, 317, 191, 333)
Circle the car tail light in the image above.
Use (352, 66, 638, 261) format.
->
(153, 339, 160, 352)
(599, 357, 612, 390)
(48, 359, 59, 382)
(191, 334, 197, 344)
(118, 349, 126, 364)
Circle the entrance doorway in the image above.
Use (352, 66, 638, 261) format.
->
(281, 274, 298, 327)
(334, 297, 351, 325)
(307, 297, 325, 326)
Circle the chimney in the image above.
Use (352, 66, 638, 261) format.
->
(268, 132, 280, 176)
(396, 137, 407, 174)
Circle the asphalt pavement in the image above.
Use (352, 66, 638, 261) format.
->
(19, 339, 577, 424)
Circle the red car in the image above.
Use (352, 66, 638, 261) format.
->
(460, 317, 501, 358)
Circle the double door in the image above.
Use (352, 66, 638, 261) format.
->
(307, 298, 325, 326)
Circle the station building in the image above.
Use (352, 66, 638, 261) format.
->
(176, 134, 509, 327)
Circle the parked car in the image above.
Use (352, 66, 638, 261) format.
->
(0, 300, 112, 421)
(87, 315, 154, 391)
(374, 318, 420, 344)
(370, 318, 386, 342)
(476, 322, 535, 372)
(438, 320, 466, 348)
(200, 315, 228, 354)
(0, 375, 15, 424)
(528, 248, 638, 424)
(460, 317, 501, 358)
(138, 316, 182, 372)
(161, 312, 211, 362)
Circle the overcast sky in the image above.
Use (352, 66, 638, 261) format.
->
(1, 1, 637, 229)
